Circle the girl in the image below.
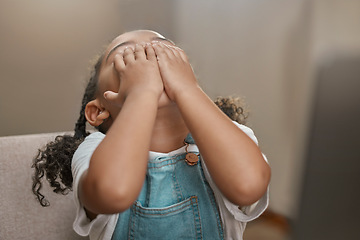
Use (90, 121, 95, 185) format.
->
(32, 30, 270, 240)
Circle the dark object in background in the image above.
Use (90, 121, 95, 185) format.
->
(293, 56, 360, 240)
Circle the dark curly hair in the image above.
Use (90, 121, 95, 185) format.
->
(214, 96, 248, 124)
(32, 55, 103, 206)
(31, 54, 248, 207)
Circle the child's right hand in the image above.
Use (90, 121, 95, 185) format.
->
(151, 42, 199, 101)
(104, 43, 164, 107)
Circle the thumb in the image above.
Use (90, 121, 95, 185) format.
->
(104, 91, 119, 103)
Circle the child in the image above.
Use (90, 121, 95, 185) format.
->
(32, 30, 270, 240)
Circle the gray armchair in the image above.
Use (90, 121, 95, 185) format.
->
(0, 132, 88, 240)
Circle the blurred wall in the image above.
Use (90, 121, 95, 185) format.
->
(174, 0, 312, 218)
(0, 0, 124, 135)
(1, 0, 360, 219)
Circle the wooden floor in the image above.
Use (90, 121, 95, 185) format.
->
(243, 210, 290, 240)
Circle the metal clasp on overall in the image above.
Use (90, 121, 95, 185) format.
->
(184, 142, 199, 166)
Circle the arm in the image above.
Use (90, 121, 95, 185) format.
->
(152, 42, 271, 206)
(177, 88, 270, 206)
(79, 44, 163, 215)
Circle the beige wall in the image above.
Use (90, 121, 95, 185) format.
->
(0, 0, 124, 136)
(1, 0, 360, 219)
(174, 0, 312, 218)
(174, 0, 360, 218)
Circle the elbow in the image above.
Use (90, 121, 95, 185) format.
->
(98, 181, 137, 213)
(230, 165, 271, 206)
(231, 182, 268, 206)
(83, 177, 138, 214)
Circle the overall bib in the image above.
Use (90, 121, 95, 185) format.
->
(111, 135, 224, 240)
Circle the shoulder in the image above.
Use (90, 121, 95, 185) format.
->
(231, 122, 259, 145)
(81, 131, 105, 144)
(73, 132, 105, 158)
(72, 132, 105, 172)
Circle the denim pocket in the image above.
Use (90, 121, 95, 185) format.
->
(128, 196, 202, 240)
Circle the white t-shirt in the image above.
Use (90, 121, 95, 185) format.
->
(71, 122, 269, 240)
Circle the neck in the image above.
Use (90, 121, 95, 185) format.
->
(149, 103, 189, 153)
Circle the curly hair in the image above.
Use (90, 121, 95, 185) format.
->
(214, 96, 248, 125)
(32, 55, 103, 207)
(31, 54, 248, 207)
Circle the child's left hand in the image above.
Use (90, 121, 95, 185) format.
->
(151, 42, 199, 101)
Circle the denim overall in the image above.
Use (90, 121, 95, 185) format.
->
(111, 134, 224, 240)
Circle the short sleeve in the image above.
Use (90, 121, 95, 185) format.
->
(201, 122, 269, 239)
(225, 122, 269, 222)
(71, 132, 118, 240)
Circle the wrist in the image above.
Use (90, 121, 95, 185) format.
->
(126, 89, 161, 104)
(126, 83, 162, 100)
(173, 84, 203, 103)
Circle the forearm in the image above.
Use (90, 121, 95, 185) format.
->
(175, 87, 270, 206)
(81, 92, 159, 214)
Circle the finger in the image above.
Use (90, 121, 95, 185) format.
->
(134, 44, 146, 60)
(113, 53, 125, 71)
(172, 46, 188, 62)
(145, 43, 157, 61)
(166, 45, 181, 59)
(103, 90, 119, 103)
(123, 47, 135, 64)
(152, 41, 170, 60)
(159, 42, 176, 58)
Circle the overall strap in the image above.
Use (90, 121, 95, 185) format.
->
(184, 133, 195, 145)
